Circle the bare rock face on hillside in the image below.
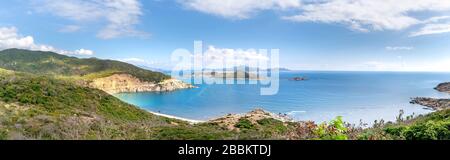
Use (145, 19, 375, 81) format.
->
(89, 74, 194, 94)
(435, 82, 450, 93)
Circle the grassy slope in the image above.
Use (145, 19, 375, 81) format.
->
(0, 69, 295, 140)
(0, 49, 170, 82)
(0, 69, 174, 139)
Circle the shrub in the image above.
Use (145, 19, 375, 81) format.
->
(257, 118, 288, 134)
(0, 129, 8, 140)
(384, 126, 407, 137)
(402, 121, 450, 140)
(314, 116, 348, 140)
(235, 118, 255, 129)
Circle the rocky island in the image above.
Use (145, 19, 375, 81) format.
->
(411, 82, 450, 110)
(289, 77, 308, 81)
(435, 82, 450, 93)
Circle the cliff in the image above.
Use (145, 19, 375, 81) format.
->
(89, 73, 195, 94)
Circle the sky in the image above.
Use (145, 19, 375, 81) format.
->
(0, 0, 450, 71)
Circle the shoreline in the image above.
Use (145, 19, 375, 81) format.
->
(147, 110, 205, 124)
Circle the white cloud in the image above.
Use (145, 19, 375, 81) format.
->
(0, 27, 94, 55)
(386, 46, 414, 51)
(283, 0, 450, 33)
(410, 23, 450, 37)
(35, 0, 148, 39)
(179, 0, 301, 19)
(58, 25, 82, 33)
(361, 59, 450, 72)
(178, 0, 450, 36)
(73, 49, 94, 55)
(195, 46, 270, 69)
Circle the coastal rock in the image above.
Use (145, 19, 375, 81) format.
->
(209, 109, 292, 131)
(435, 82, 450, 93)
(89, 73, 194, 94)
(410, 97, 450, 111)
(411, 82, 450, 110)
(289, 77, 307, 81)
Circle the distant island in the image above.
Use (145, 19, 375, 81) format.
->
(435, 82, 450, 93)
(189, 70, 264, 80)
(179, 66, 292, 80)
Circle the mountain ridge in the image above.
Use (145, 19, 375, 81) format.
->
(0, 48, 195, 94)
(0, 48, 170, 83)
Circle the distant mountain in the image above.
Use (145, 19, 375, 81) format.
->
(190, 66, 291, 72)
(272, 67, 291, 72)
(0, 49, 170, 83)
(136, 65, 171, 75)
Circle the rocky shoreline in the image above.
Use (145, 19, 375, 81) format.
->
(89, 73, 195, 94)
(410, 97, 450, 110)
(410, 82, 450, 111)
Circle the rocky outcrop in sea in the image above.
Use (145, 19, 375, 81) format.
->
(435, 82, 450, 93)
(410, 97, 450, 110)
(411, 82, 450, 111)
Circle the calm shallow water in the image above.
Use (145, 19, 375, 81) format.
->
(115, 71, 450, 124)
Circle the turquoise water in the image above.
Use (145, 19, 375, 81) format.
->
(115, 71, 450, 124)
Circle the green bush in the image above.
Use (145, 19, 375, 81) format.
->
(257, 118, 288, 133)
(314, 116, 348, 140)
(0, 129, 7, 140)
(403, 121, 450, 140)
(384, 126, 407, 137)
(235, 118, 255, 129)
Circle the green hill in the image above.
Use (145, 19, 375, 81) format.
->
(0, 69, 235, 140)
(0, 49, 170, 82)
(0, 69, 295, 140)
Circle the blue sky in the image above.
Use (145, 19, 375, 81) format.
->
(1, 0, 450, 71)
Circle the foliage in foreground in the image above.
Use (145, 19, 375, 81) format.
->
(358, 109, 450, 140)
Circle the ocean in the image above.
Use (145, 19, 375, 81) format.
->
(115, 71, 450, 124)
